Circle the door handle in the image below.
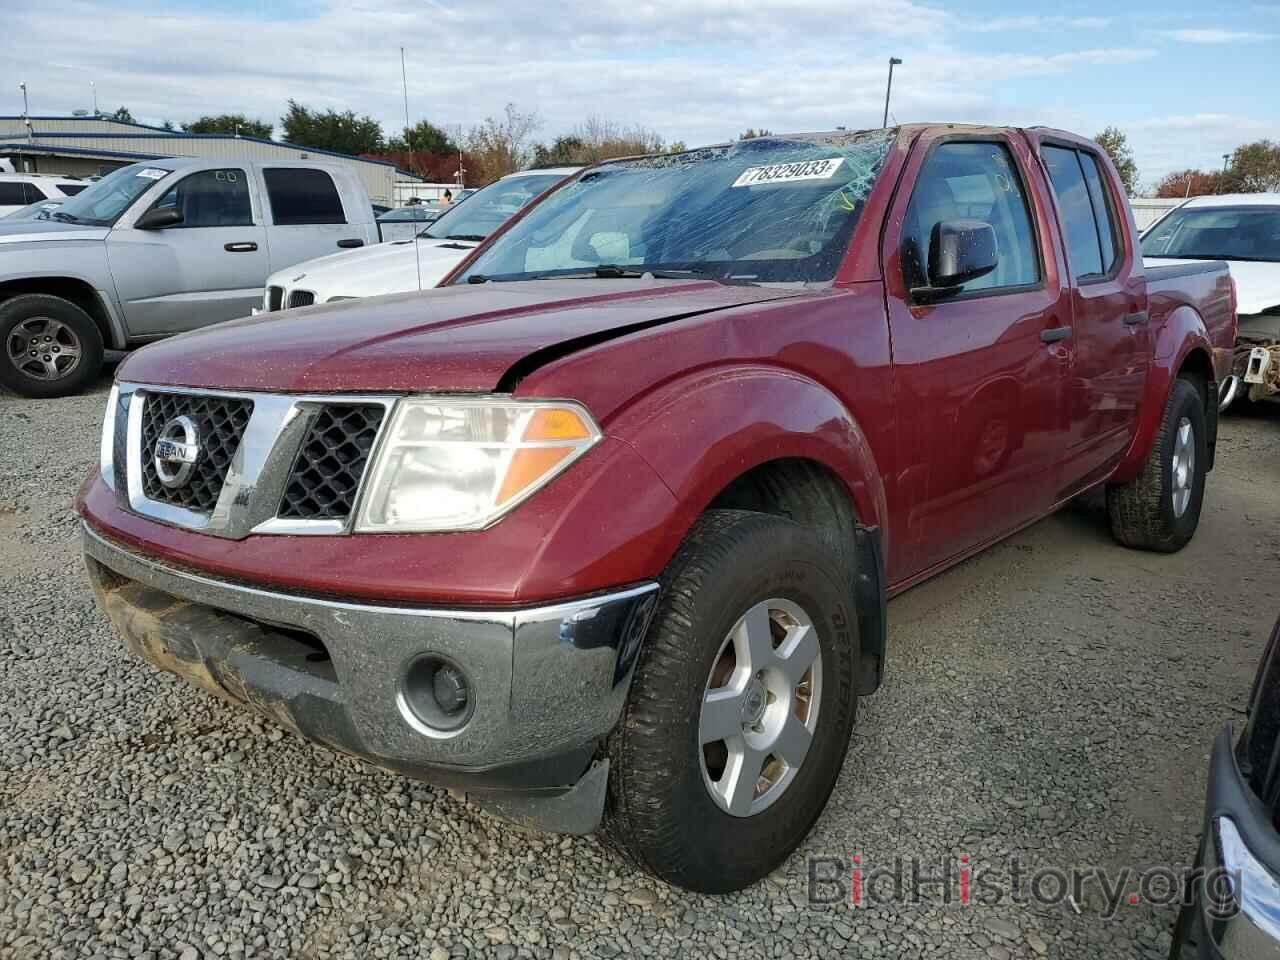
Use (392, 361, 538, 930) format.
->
(224, 242, 258, 253)
(1040, 326, 1072, 343)
(1123, 311, 1149, 326)
(336, 238, 364, 249)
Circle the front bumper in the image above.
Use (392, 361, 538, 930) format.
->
(1191, 726, 1280, 959)
(83, 521, 658, 833)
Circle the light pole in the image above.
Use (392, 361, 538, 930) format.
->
(91, 80, 98, 117)
(1220, 153, 1231, 194)
(883, 57, 902, 128)
(19, 82, 32, 142)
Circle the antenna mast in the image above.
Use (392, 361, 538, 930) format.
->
(400, 47, 424, 293)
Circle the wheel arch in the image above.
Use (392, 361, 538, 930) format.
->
(0, 277, 121, 349)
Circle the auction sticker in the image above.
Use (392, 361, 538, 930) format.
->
(732, 157, 844, 187)
(136, 168, 168, 180)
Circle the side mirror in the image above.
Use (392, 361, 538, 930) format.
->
(913, 219, 998, 302)
(135, 207, 184, 230)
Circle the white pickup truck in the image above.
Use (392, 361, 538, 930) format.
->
(0, 157, 378, 398)
(262, 167, 579, 310)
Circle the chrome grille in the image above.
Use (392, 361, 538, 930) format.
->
(267, 286, 284, 311)
(278, 404, 385, 520)
(139, 392, 253, 513)
(287, 290, 316, 309)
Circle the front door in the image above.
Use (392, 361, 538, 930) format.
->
(883, 132, 1074, 577)
(107, 167, 269, 337)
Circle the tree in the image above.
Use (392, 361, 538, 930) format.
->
(739, 128, 773, 140)
(387, 119, 456, 155)
(464, 103, 540, 183)
(160, 120, 176, 132)
(531, 117, 667, 167)
(1154, 169, 1219, 198)
(280, 100, 384, 155)
(110, 107, 134, 123)
(184, 114, 273, 139)
(1226, 140, 1280, 193)
(1093, 127, 1139, 196)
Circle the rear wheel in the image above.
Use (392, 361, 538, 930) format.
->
(603, 510, 859, 892)
(1106, 377, 1207, 552)
(0, 294, 104, 398)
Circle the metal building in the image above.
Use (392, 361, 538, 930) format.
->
(0, 115, 421, 205)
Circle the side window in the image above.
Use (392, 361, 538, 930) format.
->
(25, 183, 48, 202)
(902, 141, 1041, 296)
(153, 169, 252, 227)
(263, 168, 346, 225)
(1078, 152, 1120, 273)
(0, 183, 25, 205)
(1042, 146, 1104, 279)
(58, 183, 88, 196)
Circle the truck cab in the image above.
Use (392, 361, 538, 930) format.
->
(0, 158, 377, 398)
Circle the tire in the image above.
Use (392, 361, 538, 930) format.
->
(0, 294, 104, 398)
(1106, 377, 1207, 553)
(603, 509, 859, 892)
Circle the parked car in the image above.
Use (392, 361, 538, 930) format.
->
(0, 173, 88, 216)
(376, 203, 443, 242)
(79, 124, 1234, 892)
(0, 158, 377, 398)
(1, 198, 65, 221)
(1142, 194, 1280, 409)
(1170, 613, 1280, 959)
(262, 167, 579, 309)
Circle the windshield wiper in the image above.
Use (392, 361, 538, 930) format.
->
(592, 264, 720, 280)
(50, 211, 82, 224)
(445, 234, 487, 242)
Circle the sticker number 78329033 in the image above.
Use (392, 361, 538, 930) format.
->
(731, 157, 845, 188)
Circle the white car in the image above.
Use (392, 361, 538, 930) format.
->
(0, 174, 90, 216)
(263, 167, 580, 310)
(1142, 193, 1280, 408)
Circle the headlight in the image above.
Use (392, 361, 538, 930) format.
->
(99, 384, 119, 491)
(354, 397, 601, 532)
(1216, 816, 1280, 940)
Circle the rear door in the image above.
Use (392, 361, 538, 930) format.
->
(106, 167, 269, 336)
(1034, 140, 1149, 496)
(882, 130, 1074, 575)
(260, 166, 370, 272)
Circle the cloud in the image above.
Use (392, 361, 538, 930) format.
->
(964, 15, 1111, 32)
(1160, 28, 1276, 43)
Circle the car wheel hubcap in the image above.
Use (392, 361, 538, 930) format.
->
(6, 317, 82, 381)
(1171, 416, 1195, 518)
(698, 598, 822, 818)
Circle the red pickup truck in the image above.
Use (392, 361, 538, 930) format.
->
(79, 124, 1235, 892)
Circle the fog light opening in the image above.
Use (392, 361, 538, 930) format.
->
(399, 654, 475, 738)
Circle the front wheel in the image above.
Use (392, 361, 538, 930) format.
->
(0, 294, 104, 398)
(1106, 377, 1208, 552)
(603, 510, 859, 892)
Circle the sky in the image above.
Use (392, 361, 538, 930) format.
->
(3, 0, 1276, 191)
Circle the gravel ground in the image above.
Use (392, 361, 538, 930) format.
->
(2, 368, 1278, 960)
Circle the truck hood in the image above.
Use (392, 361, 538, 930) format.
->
(0, 219, 109, 245)
(118, 278, 806, 394)
(1146, 256, 1280, 314)
(270, 237, 473, 300)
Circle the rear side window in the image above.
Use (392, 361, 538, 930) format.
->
(901, 141, 1041, 296)
(58, 183, 88, 196)
(1078, 153, 1119, 273)
(153, 169, 252, 227)
(264, 168, 346, 225)
(0, 183, 25, 205)
(1043, 146, 1114, 280)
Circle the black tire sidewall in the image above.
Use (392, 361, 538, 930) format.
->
(0, 295, 104, 398)
(612, 513, 859, 891)
(1160, 379, 1208, 543)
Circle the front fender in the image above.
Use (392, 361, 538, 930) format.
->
(607, 364, 889, 567)
(1112, 305, 1215, 484)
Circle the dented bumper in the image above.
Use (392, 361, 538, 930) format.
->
(82, 521, 658, 833)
